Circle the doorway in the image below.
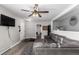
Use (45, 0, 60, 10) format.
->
(36, 24, 42, 39)
(48, 25, 51, 36)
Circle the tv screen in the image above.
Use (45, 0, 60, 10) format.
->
(0, 14, 15, 27)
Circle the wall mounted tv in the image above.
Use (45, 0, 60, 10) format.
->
(0, 14, 15, 27)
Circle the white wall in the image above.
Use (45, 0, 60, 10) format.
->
(52, 5, 79, 31)
(25, 21, 50, 39)
(53, 31, 79, 41)
(20, 19, 26, 40)
(0, 6, 25, 54)
(51, 5, 79, 41)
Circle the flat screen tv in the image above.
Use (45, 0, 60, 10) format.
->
(0, 14, 15, 27)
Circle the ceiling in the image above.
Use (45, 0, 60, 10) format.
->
(0, 4, 72, 22)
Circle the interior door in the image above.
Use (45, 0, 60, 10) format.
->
(36, 24, 42, 39)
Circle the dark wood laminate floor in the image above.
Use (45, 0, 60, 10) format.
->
(2, 39, 34, 55)
(2, 38, 79, 55)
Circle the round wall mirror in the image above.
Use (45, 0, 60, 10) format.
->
(69, 16, 77, 26)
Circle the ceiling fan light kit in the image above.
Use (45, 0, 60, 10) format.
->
(33, 13, 38, 17)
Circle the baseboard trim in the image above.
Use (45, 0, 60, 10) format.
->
(0, 40, 22, 55)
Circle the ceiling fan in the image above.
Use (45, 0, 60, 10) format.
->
(21, 4, 49, 17)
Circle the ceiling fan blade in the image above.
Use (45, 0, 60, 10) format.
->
(28, 12, 34, 17)
(21, 9, 31, 12)
(38, 11, 49, 13)
(38, 13, 42, 17)
(28, 14, 33, 17)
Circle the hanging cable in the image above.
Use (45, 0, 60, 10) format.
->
(7, 26, 15, 42)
